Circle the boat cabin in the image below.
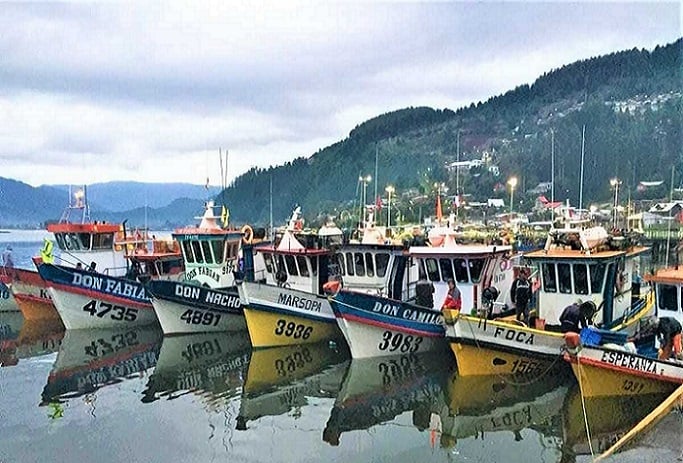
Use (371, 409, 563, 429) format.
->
(408, 243, 513, 313)
(172, 201, 249, 288)
(645, 267, 683, 327)
(254, 208, 334, 295)
(524, 225, 649, 328)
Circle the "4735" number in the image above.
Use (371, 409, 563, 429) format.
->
(83, 300, 138, 321)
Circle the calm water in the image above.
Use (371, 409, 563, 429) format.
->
(0, 230, 669, 463)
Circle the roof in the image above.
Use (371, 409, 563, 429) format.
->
(409, 244, 512, 256)
(644, 267, 683, 284)
(524, 245, 649, 260)
(47, 222, 121, 234)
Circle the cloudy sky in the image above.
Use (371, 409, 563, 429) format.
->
(1, 1, 680, 187)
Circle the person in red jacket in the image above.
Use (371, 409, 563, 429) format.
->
(442, 278, 462, 311)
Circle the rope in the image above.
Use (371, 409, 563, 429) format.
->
(464, 314, 565, 386)
(575, 351, 596, 461)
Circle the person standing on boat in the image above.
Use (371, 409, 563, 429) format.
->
(656, 317, 682, 360)
(442, 278, 462, 311)
(511, 269, 532, 325)
(559, 300, 596, 333)
(40, 238, 54, 264)
(1, 245, 16, 278)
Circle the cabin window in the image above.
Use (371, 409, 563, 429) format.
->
(345, 252, 355, 276)
(284, 255, 298, 276)
(425, 258, 440, 282)
(376, 253, 390, 278)
(418, 259, 427, 280)
(365, 253, 375, 277)
(211, 240, 224, 263)
(354, 253, 366, 277)
(336, 253, 345, 276)
(63, 233, 79, 251)
(78, 233, 91, 250)
(276, 255, 286, 274)
(440, 258, 454, 282)
(263, 253, 274, 274)
(93, 233, 114, 250)
(296, 256, 309, 277)
(311, 256, 318, 276)
(182, 241, 195, 263)
(542, 263, 557, 293)
(573, 264, 589, 295)
(191, 241, 204, 263)
(201, 241, 214, 264)
(557, 263, 572, 294)
(453, 258, 469, 283)
(469, 258, 485, 283)
(589, 263, 606, 294)
(55, 234, 66, 250)
(658, 284, 678, 312)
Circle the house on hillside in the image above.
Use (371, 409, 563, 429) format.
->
(648, 201, 683, 220)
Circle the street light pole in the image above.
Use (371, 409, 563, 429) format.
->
(610, 178, 621, 229)
(508, 177, 518, 215)
(385, 185, 395, 229)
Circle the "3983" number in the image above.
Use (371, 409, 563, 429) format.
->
(377, 331, 423, 353)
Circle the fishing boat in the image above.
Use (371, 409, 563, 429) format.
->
(2, 186, 139, 322)
(558, 261, 683, 398)
(38, 235, 184, 329)
(444, 223, 654, 376)
(322, 352, 451, 447)
(146, 201, 255, 335)
(142, 331, 251, 405)
(329, 228, 514, 359)
(0, 280, 18, 313)
(238, 207, 347, 348)
(236, 342, 348, 430)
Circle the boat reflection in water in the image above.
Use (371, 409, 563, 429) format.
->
(41, 326, 161, 406)
(1, 317, 64, 367)
(237, 342, 349, 430)
(142, 331, 252, 406)
(323, 352, 453, 447)
(561, 385, 667, 460)
(437, 368, 572, 459)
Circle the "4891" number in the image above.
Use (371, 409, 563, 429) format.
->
(180, 310, 221, 326)
(83, 300, 138, 321)
(377, 331, 423, 353)
(274, 319, 313, 339)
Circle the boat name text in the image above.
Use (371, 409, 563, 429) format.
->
(72, 273, 146, 300)
(372, 302, 443, 325)
(277, 294, 322, 312)
(492, 326, 535, 345)
(600, 351, 660, 375)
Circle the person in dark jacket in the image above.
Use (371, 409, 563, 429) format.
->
(656, 317, 682, 360)
(559, 300, 596, 333)
(511, 269, 532, 325)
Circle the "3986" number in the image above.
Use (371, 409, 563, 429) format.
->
(274, 319, 313, 339)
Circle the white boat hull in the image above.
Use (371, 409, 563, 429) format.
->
(48, 287, 157, 330)
(151, 296, 246, 335)
(335, 315, 446, 359)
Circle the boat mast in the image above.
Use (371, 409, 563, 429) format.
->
(665, 165, 675, 267)
(579, 124, 586, 211)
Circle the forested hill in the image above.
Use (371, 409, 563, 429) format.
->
(219, 38, 682, 226)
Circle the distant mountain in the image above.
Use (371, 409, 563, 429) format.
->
(0, 177, 206, 229)
(50, 182, 211, 212)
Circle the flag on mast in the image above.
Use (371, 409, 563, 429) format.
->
(436, 194, 443, 223)
(221, 206, 229, 228)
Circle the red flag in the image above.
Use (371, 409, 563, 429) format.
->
(436, 194, 443, 222)
(375, 195, 382, 212)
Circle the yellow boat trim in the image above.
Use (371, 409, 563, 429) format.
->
(595, 383, 683, 461)
(450, 341, 560, 377)
(243, 306, 341, 348)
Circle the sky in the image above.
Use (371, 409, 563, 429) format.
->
(0, 1, 681, 188)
